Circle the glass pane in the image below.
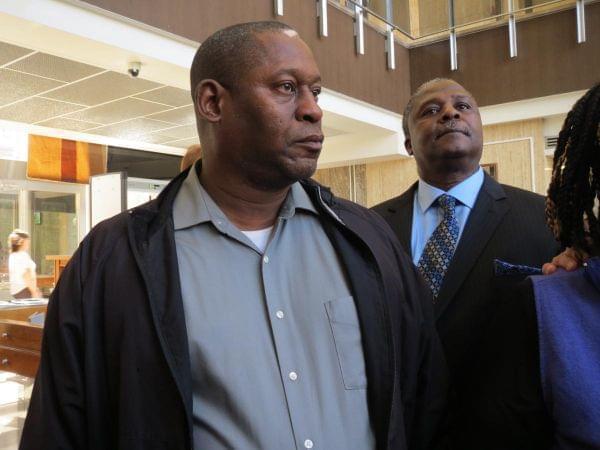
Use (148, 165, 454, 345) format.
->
(107, 146, 181, 180)
(30, 192, 78, 277)
(365, 0, 412, 35)
(417, 0, 449, 37)
(392, 0, 412, 35)
(0, 192, 18, 300)
(366, 0, 390, 32)
(454, 0, 501, 26)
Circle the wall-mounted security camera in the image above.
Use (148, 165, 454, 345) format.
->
(128, 61, 142, 78)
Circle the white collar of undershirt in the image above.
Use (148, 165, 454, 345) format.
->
(241, 226, 274, 253)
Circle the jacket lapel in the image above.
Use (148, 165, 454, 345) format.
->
(396, 186, 416, 258)
(306, 182, 394, 450)
(378, 183, 416, 258)
(434, 175, 509, 319)
(127, 172, 194, 444)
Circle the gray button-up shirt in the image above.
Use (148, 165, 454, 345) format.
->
(173, 167, 374, 450)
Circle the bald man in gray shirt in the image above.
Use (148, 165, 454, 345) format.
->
(21, 22, 448, 450)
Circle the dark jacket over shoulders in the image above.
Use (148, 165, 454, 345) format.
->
(458, 279, 553, 449)
(20, 169, 448, 450)
(372, 174, 558, 446)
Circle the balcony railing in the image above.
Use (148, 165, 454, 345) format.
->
(308, 0, 597, 70)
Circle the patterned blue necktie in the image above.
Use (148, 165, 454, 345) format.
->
(417, 194, 459, 300)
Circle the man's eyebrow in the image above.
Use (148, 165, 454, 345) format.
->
(416, 93, 473, 111)
(452, 94, 473, 101)
(270, 68, 322, 84)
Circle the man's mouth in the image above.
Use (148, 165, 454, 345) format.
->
(435, 128, 470, 140)
(295, 135, 324, 151)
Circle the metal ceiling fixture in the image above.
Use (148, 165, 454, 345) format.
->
(354, 0, 365, 55)
(317, 0, 328, 37)
(448, 0, 458, 71)
(385, 0, 395, 70)
(274, 0, 283, 16)
(508, 0, 518, 58)
(576, 0, 586, 43)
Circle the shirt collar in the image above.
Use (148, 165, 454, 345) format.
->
(173, 166, 318, 230)
(279, 182, 319, 219)
(172, 165, 218, 230)
(417, 166, 484, 213)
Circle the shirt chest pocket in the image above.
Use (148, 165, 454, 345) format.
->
(325, 296, 367, 390)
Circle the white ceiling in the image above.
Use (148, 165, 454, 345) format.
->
(0, 40, 199, 149)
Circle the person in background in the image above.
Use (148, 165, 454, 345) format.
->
(8, 229, 41, 299)
(465, 82, 600, 449)
(372, 78, 558, 445)
(180, 143, 202, 172)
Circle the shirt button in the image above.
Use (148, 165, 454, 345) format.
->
(288, 371, 298, 381)
(304, 439, 313, 449)
(275, 310, 284, 319)
(263, 255, 269, 264)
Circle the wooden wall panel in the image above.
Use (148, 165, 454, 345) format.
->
(82, 0, 412, 114)
(481, 141, 532, 190)
(482, 118, 546, 193)
(313, 163, 368, 206)
(313, 166, 352, 200)
(365, 157, 417, 207)
(353, 164, 368, 206)
(410, 3, 600, 106)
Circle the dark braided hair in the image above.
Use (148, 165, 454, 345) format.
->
(546, 82, 600, 254)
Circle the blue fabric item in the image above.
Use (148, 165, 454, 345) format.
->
(493, 258, 543, 276)
(531, 258, 600, 449)
(417, 195, 459, 298)
(411, 167, 484, 264)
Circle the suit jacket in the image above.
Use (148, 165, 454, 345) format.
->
(372, 174, 558, 416)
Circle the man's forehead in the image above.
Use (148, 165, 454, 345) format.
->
(253, 31, 320, 78)
(417, 81, 475, 105)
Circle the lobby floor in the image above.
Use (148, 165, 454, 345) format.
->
(0, 372, 32, 450)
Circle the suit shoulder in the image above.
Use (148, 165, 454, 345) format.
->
(80, 198, 159, 265)
(371, 188, 414, 216)
(500, 184, 546, 205)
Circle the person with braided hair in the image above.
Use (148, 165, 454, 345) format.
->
(465, 83, 600, 449)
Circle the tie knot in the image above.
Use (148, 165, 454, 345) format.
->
(437, 194, 456, 214)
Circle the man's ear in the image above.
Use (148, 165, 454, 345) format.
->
(405, 137, 413, 156)
(195, 80, 226, 123)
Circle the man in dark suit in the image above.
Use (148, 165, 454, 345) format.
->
(372, 78, 558, 444)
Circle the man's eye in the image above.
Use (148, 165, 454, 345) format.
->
(280, 82, 296, 94)
(312, 87, 321, 99)
(457, 103, 471, 110)
(423, 107, 439, 116)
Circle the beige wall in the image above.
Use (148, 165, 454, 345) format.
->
(482, 118, 546, 194)
(365, 158, 418, 206)
(315, 117, 548, 207)
(313, 164, 367, 206)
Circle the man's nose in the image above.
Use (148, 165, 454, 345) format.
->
(296, 88, 323, 123)
(440, 104, 460, 121)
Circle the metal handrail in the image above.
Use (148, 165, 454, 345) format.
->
(334, 0, 598, 43)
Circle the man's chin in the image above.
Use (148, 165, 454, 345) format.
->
(281, 167, 317, 185)
(248, 162, 317, 191)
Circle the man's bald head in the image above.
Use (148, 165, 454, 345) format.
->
(190, 21, 296, 103)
